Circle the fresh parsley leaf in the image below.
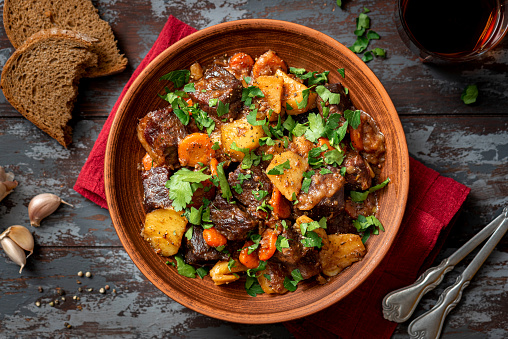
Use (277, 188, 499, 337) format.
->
(283, 269, 304, 292)
(246, 261, 267, 278)
(217, 100, 230, 117)
(367, 30, 380, 40)
(227, 258, 237, 271)
(183, 82, 196, 93)
(461, 84, 478, 105)
(174, 254, 196, 278)
(350, 177, 391, 202)
(344, 109, 362, 129)
(246, 276, 264, 297)
(362, 51, 374, 62)
(296, 88, 311, 109)
(324, 149, 345, 167)
(304, 113, 325, 142)
(292, 192, 299, 204)
(301, 170, 315, 193)
(216, 162, 233, 202)
(349, 36, 370, 53)
(187, 206, 203, 225)
(267, 159, 291, 175)
(357, 12, 370, 31)
(247, 233, 262, 254)
(237, 172, 252, 185)
(338, 68, 345, 78)
(306, 71, 330, 86)
(212, 141, 220, 150)
(208, 98, 218, 107)
(196, 267, 208, 279)
(289, 67, 306, 75)
(320, 168, 333, 175)
(286, 102, 294, 111)
(252, 190, 269, 201)
(283, 115, 296, 133)
(275, 235, 290, 252)
(160, 70, 190, 88)
(247, 109, 266, 126)
(316, 86, 340, 105)
(184, 226, 193, 241)
(232, 183, 243, 194)
(336, 0, 342, 8)
(372, 47, 386, 57)
(173, 109, 190, 126)
(166, 168, 211, 211)
(340, 167, 347, 176)
(299, 221, 321, 236)
(353, 214, 385, 243)
(259, 136, 275, 146)
(300, 230, 323, 248)
(256, 200, 273, 213)
(292, 123, 308, 137)
(242, 85, 264, 106)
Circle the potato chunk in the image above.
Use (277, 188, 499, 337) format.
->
(221, 118, 265, 162)
(254, 75, 284, 121)
(275, 69, 317, 115)
(141, 208, 188, 257)
(266, 151, 309, 201)
(319, 234, 366, 277)
(209, 259, 247, 285)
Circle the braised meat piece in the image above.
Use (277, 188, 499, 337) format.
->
(260, 261, 289, 294)
(189, 65, 243, 123)
(141, 167, 172, 213)
(210, 194, 259, 241)
(184, 225, 229, 265)
(316, 82, 353, 117)
(356, 111, 386, 166)
(137, 107, 187, 169)
(296, 165, 345, 211)
(284, 250, 321, 280)
(343, 146, 372, 191)
(228, 164, 273, 216)
(272, 221, 311, 265)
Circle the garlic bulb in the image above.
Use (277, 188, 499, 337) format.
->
(28, 193, 74, 227)
(0, 166, 18, 202)
(0, 225, 34, 273)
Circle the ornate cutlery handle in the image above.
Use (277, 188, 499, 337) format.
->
(382, 208, 507, 323)
(408, 210, 508, 339)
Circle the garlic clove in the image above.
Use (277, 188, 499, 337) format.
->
(0, 166, 18, 202)
(28, 193, 74, 227)
(2, 225, 34, 258)
(1, 236, 27, 273)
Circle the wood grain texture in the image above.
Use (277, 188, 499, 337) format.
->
(0, 0, 507, 337)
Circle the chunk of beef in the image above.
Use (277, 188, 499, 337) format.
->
(296, 165, 345, 211)
(260, 261, 289, 294)
(357, 111, 386, 166)
(228, 164, 273, 216)
(272, 221, 311, 265)
(316, 82, 353, 118)
(184, 225, 229, 265)
(343, 146, 372, 191)
(284, 250, 321, 280)
(210, 194, 259, 241)
(189, 65, 243, 123)
(141, 167, 172, 213)
(137, 107, 187, 169)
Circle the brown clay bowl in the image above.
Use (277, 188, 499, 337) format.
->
(105, 19, 409, 324)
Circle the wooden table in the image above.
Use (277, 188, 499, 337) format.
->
(1, 1, 507, 337)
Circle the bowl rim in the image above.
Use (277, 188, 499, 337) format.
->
(105, 18, 409, 324)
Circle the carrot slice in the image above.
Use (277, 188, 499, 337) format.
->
(269, 187, 291, 219)
(178, 133, 215, 167)
(229, 52, 254, 72)
(210, 158, 219, 177)
(203, 227, 227, 247)
(239, 240, 260, 269)
(142, 153, 153, 171)
(349, 124, 364, 151)
(258, 229, 278, 261)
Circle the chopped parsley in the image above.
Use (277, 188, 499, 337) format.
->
(174, 254, 196, 278)
(246, 276, 264, 297)
(216, 162, 233, 202)
(160, 69, 190, 88)
(252, 190, 269, 201)
(338, 68, 345, 78)
(316, 85, 340, 105)
(461, 84, 478, 105)
(166, 168, 211, 211)
(242, 85, 264, 106)
(267, 159, 291, 175)
(353, 214, 385, 243)
(301, 170, 315, 193)
(284, 269, 304, 292)
(196, 267, 209, 279)
(275, 235, 290, 252)
(350, 178, 391, 202)
(344, 109, 362, 129)
(216, 100, 230, 117)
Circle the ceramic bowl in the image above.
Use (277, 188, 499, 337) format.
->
(105, 19, 409, 324)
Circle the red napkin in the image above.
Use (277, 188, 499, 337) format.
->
(74, 16, 471, 338)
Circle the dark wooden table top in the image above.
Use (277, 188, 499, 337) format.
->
(1, 1, 507, 338)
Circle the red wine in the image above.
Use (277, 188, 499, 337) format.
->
(400, 0, 502, 58)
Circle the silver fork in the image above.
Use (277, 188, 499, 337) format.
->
(381, 206, 508, 338)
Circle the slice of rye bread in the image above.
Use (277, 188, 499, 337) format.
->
(3, 0, 127, 78)
(0, 28, 98, 147)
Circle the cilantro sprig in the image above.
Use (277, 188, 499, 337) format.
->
(353, 215, 385, 243)
(348, 8, 386, 63)
(166, 169, 211, 211)
(350, 177, 391, 202)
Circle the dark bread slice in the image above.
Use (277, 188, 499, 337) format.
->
(0, 28, 98, 147)
(3, 0, 127, 78)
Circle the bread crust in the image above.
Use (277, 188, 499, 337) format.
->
(0, 29, 98, 147)
(3, 0, 127, 77)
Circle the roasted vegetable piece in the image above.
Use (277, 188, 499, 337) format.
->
(319, 233, 366, 277)
(269, 187, 291, 219)
(141, 208, 188, 256)
(252, 50, 287, 78)
(258, 229, 278, 261)
(202, 227, 227, 247)
(275, 69, 317, 115)
(210, 259, 247, 285)
(266, 151, 309, 201)
(221, 118, 265, 162)
(239, 240, 261, 269)
(178, 133, 215, 167)
(254, 75, 284, 120)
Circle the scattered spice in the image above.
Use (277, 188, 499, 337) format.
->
(78, 287, 83, 292)
(85, 271, 91, 278)
(49, 301, 54, 307)
(104, 285, 110, 290)
(35, 301, 41, 307)
(87, 288, 93, 292)
(77, 271, 83, 277)
(99, 288, 105, 294)
(76, 280, 81, 284)
(38, 286, 43, 293)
